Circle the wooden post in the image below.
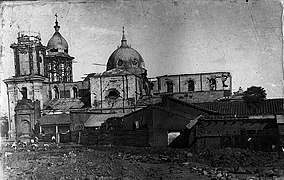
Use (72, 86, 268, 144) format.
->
(55, 125, 59, 143)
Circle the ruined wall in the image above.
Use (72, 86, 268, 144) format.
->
(158, 72, 231, 93)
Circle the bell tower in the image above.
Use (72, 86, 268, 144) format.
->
(10, 31, 46, 76)
(45, 14, 74, 83)
(4, 31, 47, 141)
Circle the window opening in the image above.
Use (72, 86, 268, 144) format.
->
(21, 87, 28, 99)
(166, 81, 173, 93)
(188, 79, 195, 92)
(106, 88, 120, 99)
(209, 78, 217, 91)
(72, 87, 78, 98)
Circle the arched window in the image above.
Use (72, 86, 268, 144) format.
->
(53, 86, 59, 99)
(209, 78, 217, 91)
(20, 120, 31, 135)
(106, 88, 120, 99)
(188, 80, 195, 92)
(71, 87, 78, 98)
(166, 80, 173, 93)
(21, 87, 27, 99)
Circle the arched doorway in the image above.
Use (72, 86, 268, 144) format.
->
(20, 120, 31, 136)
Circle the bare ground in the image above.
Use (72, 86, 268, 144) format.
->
(1, 143, 284, 180)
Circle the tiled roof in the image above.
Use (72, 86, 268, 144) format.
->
(38, 114, 71, 125)
(166, 96, 221, 115)
(193, 99, 284, 116)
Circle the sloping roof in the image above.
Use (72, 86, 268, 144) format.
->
(44, 98, 84, 111)
(193, 99, 284, 116)
(153, 105, 197, 120)
(92, 69, 135, 78)
(38, 114, 71, 125)
(166, 96, 221, 115)
(136, 96, 162, 106)
(84, 113, 127, 127)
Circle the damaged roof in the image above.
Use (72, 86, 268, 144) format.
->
(91, 69, 136, 77)
(44, 98, 84, 111)
(84, 113, 128, 127)
(136, 96, 162, 106)
(38, 114, 71, 125)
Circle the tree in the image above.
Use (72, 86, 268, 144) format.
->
(242, 86, 267, 112)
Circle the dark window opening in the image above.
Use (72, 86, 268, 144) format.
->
(72, 87, 78, 98)
(188, 80, 195, 92)
(50, 48, 58, 52)
(21, 87, 27, 99)
(209, 78, 217, 91)
(49, 91, 52, 100)
(106, 89, 120, 99)
(132, 58, 138, 65)
(117, 59, 123, 66)
(166, 81, 173, 93)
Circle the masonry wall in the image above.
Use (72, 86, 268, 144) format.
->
(158, 72, 231, 93)
(90, 74, 141, 110)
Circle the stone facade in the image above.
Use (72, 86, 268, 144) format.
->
(4, 17, 233, 142)
(90, 73, 141, 112)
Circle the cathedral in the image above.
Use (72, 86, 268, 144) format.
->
(4, 16, 232, 142)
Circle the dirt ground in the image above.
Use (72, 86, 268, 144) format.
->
(1, 143, 284, 180)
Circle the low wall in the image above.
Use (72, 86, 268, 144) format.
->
(80, 129, 149, 147)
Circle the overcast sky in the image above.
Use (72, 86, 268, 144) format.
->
(0, 0, 284, 115)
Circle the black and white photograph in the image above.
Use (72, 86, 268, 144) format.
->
(1, 0, 284, 179)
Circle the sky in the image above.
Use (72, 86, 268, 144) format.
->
(0, 0, 284, 115)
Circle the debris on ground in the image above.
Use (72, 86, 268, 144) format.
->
(1, 143, 284, 180)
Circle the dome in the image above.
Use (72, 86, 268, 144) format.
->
(47, 32, 68, 52)
(106, 28, 145, 74)
(46, 16, 68, 53)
